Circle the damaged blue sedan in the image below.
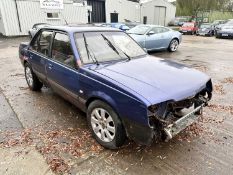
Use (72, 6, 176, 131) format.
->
(19, 26, 212, 149)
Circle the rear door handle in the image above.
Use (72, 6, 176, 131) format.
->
(48, 63, 53, 70)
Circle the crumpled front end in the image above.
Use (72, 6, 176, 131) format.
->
(147, 80, 213, 142)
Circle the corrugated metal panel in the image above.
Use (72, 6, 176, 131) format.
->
(87, 0, 106, 23)
(0, 0, 88, 36)
(0, 1, 6, 35)
(0, 0, 21, 36)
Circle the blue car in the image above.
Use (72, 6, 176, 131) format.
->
(127, 25, 182, 52)
(100, 23, 130, 31)
(19, 26, 212, 149)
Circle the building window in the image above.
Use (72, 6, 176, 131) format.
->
(47, 13, 59, 19)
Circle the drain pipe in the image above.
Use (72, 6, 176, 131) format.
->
(14, 0, 22, 32)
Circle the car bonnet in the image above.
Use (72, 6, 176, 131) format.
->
(93, 55, 210, 105)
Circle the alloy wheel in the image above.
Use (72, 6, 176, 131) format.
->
(90, 108, 115, 143)
(25, 66, 33, 87)
(170, 40, 179, 52)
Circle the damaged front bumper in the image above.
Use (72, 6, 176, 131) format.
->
(148, 86, 212, 143)
(163, 103, 204, 141)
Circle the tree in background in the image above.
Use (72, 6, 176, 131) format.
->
(176, 0, 232, 16)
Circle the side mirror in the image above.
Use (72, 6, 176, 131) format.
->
(147, 31, 155, 35)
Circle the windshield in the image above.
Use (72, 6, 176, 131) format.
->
(127, 25, 150, 35)
(75, 32, 146, 64)
(183, 23, 194, 27)
(200, 24, 211, 28)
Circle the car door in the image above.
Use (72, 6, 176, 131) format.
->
(46, 31, 81, 106)
(28, 30, 53, 81)
(145, 27, 169, 50)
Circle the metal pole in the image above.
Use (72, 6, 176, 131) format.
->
(14, 0, 22, 32)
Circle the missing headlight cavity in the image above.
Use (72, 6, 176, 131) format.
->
(148, 88, 211, 125)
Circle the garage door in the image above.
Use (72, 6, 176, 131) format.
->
(87, 0, 106, 23)
(154, 6, 166, 26)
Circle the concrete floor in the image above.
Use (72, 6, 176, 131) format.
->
(0, 35, 233, 175)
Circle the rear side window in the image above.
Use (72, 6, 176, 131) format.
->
(31, 30, 53, 57)
(52, 33, 75, 68)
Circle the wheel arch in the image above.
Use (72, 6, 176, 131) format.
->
(171, 37, 179, 44)
(86, 95, 119, 116)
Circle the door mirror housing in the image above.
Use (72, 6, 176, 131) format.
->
(147, 31, 155, 35)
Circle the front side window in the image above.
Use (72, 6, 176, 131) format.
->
(52, 33, 75, 68)
(127, 25, 151, 35)
(150, 27, 169, 34)
(75, 32, 146, 64)
(31, 30, 53, 57)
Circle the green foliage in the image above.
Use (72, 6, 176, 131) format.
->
(176, 0, 232, 16)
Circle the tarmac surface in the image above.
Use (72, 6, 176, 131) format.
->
(0, 35, 233, 175)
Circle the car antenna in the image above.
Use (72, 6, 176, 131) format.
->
(59, 12, 68, 25)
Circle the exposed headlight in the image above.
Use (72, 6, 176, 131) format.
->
(148, 104, 159, 113)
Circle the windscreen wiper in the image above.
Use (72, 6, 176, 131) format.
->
(83, 33, 99, 65)
(101, 34, 131, 60)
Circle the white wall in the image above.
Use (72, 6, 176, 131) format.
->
(0, 0, 88, 36)
(106, 0, 140, 23)
(141, 0, 176, 26)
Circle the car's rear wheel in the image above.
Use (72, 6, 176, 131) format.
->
(24, 62, 43, 91)
(87, 100, 126, 149)
(168, 39, 179, 52)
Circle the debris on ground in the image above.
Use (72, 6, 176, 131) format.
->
(214, 84, 225, 95)
(0, 126, 103, 174)
(222, 77, 233, 84)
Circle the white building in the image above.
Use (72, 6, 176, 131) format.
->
(0, 0, 175, 36)
(141, 0, 176, 26)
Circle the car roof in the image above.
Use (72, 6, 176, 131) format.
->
(43, 25, 121, 33)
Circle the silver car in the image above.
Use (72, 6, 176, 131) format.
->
(28, 23, 51, 38)
(127, 25, 182, 52)
(216, 20, 233, 39)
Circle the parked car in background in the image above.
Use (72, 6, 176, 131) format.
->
(100, 23, 130, 31)
(168, 17, 188, 26)
(216, 20, 233, 38)
(28, 23, 51, 38)
(212, 20, 226, 28)
(197, 23, 215, 36)
(215, 19, 233, 35)
(127, 25, 182, 52)
(19, 26, 212, 149)
(179, 22, 198, 35)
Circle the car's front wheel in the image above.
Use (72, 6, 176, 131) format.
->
(87, 100, 126, 149)
(168, 39, 179, 52)
(24, 62, 43, 91)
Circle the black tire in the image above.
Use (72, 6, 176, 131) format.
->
(168, 39, 179, 52)
(24, 62, 43, 91)
(87, 100, 126, 149)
